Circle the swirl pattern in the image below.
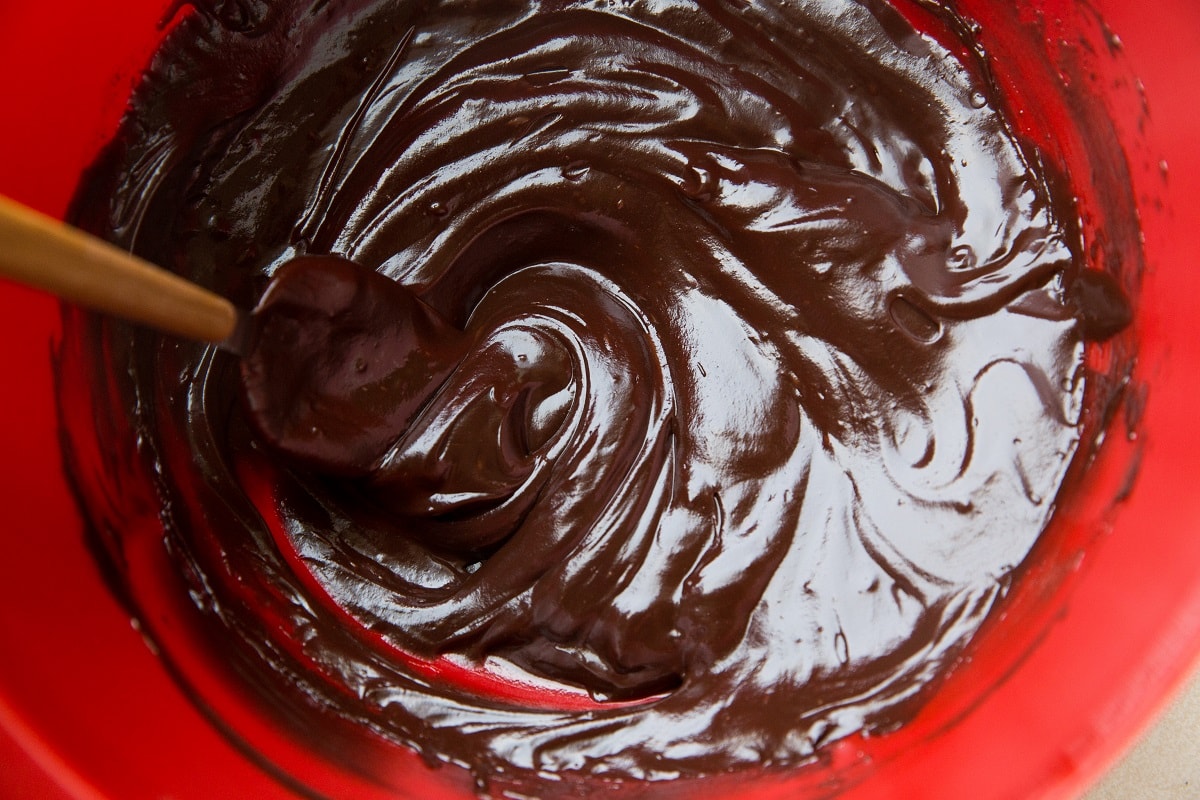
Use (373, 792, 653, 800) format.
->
(62, 0, 1097, 788)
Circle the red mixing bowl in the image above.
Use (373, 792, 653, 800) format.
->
(1, 1, 1198, 798)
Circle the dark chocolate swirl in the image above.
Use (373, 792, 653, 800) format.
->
(60, 0, 1121, 791)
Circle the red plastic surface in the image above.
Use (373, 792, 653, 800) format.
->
(0, 4, 293, 798)
(1, 1, 1198, 798)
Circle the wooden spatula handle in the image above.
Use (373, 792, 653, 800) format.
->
(0, 194, 238, 343)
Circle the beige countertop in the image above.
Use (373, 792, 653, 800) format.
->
(1084, 669, 1200, 799)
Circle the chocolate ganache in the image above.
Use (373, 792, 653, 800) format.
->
(61, 0, 1132, 791)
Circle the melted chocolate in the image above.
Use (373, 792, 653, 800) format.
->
(61, 0, 1131, 793)
(242, 254, 469, 475)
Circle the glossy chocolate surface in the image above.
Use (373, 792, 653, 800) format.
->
(62, 0, 1130, 791)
